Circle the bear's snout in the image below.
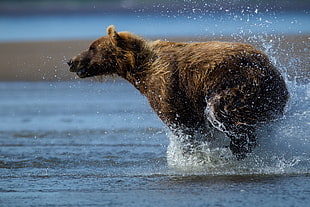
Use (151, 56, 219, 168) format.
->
(67, 56, 80, 72)
(67, 56, 93, 78)
(67, 59, 75, 71)
(67, 59, 73, 67)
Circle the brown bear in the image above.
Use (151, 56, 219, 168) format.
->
(68, 25, 289, 159)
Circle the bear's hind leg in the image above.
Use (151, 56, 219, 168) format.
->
(205, 92, 258, 159)
(226, 125, 258, 160)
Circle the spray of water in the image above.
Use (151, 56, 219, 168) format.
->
(167, 81, 309, 175)
(164, 1, 309, 175)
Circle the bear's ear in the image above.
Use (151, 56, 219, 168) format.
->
(106, 25, 133, 50)
(107, 25, 121, 47)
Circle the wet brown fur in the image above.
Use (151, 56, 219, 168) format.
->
(68, 25, 289, 159)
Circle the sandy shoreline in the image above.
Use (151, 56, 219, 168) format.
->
(0, 40, 90, 81)
(0, 35, 309, 82)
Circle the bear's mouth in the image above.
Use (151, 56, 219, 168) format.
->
(76, 68, 91, 78)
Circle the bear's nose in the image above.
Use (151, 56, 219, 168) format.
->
(67, 59, 73, 67)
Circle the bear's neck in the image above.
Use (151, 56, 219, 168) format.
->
(117, 42, 155, 95)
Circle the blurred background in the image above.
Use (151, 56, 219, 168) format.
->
(0, 0, 309, 81)
(1, 0, 309, 41)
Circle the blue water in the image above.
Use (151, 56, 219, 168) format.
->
(0, 80, 309, 206)
(0, 12, 309, 42)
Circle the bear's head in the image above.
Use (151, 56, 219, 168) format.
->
(68, 25, 143, 78)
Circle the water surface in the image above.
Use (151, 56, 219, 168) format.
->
(0, 80, 309, 207)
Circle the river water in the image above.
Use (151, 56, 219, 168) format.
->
(0, 78, 309, 206)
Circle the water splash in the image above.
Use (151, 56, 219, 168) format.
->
(166, 11, 309, 175)
(167, 30, 309, 174)
(167, 84, 310, 175)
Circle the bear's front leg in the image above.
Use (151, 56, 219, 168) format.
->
(157, 102, 212, 154)
(168, 121, 213, 154)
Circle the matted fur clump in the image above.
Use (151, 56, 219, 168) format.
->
(68, 25, 289, 159)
